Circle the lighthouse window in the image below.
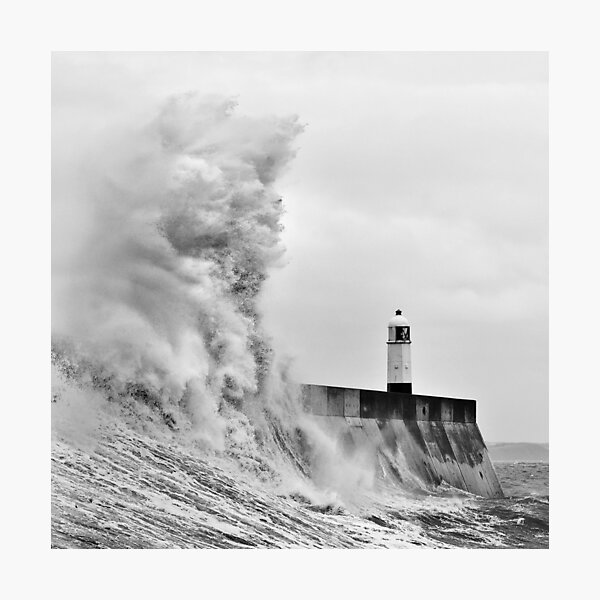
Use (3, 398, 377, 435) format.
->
(396, 326, 410, 341)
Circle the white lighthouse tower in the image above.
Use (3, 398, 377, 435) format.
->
(387, 309, 412, 393)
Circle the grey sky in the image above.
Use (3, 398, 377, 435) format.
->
(53, 52, 548, 443)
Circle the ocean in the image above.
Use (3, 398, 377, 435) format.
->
(51, 393, 549, 549)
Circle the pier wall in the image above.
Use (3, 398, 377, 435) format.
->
(301, 384, 503, 498)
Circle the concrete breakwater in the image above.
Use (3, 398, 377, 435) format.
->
(301, 384, 504, 498)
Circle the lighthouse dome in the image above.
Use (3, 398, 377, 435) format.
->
(388, 310, 409, 327)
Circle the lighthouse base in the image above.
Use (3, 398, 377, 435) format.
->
(387, 382, 412, 394)
(301, 384, 503, 498)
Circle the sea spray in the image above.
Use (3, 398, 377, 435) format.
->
(52, 93, 302, 444)
(51, 92, 384, 506)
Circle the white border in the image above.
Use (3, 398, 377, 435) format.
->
(3, 0, 597, 597)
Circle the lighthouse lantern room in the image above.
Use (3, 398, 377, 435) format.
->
(387, 309, 412, 394)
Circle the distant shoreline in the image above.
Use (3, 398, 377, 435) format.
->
(487, 442, 549, 463)
(491, 459, 549, 463)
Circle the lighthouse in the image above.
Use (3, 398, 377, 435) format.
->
(300, 307, 504, 498)
(387, 309, 412, 393)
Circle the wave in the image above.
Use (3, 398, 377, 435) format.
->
(52, 363, 549, 548)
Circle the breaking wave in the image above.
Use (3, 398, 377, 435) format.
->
(52, 92, 386, 509)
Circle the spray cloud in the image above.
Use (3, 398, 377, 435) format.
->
(52, 92, 303, 448)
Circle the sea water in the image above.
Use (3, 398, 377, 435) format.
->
(51, 413, 549, 549)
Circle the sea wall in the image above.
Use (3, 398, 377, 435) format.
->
(301, 384, 503, 498)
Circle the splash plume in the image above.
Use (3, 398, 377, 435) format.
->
(52, 93, 303, 447)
